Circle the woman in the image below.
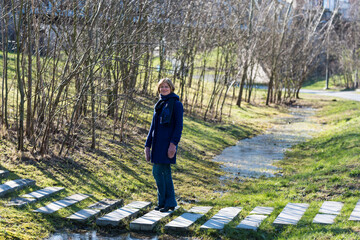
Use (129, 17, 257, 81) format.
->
(144, 78, 183, 212)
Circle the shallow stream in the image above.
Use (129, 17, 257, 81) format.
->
(213, 106, 321, 180)
(48, 231, 159, 240)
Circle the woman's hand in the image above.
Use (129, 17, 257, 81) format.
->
(144, 147, 150, 162)
(167, 143, 176, 159)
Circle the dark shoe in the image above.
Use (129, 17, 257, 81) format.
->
(154, 206, 164, 211)
(160, 207, 175, 212)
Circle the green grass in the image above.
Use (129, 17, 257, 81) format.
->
(1, 94, 360, 239)
(0, 92, 283, 239)
(302, 74, 356, 90)
(1, 49, 360, 239)
(213, 97, 360, 240)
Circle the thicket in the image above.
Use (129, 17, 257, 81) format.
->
(0, 0, 356, 155)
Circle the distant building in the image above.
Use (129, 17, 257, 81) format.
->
(323, 0, 357, 20)
(289, 0, 356, 20)
(292, 0, 323, 9)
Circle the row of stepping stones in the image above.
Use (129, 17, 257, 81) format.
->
(2, 170, 360, 232)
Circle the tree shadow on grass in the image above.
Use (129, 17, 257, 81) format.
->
(13, 154, 124, 199)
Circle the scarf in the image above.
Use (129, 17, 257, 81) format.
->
(155, 93, 179, 125)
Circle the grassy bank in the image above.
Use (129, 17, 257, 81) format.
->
(1, 93, 360, 239)
(215, 95, 360, 240)
(0, 91, 283, 239)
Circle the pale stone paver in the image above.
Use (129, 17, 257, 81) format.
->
(0, 170, 9, 179)
(237, 215, 268, 230)
(349, 200, 360, 221)
(318, 201, 344, 215)
(0, 179, 36, 197)
(130, 207, 179, 231)
(33, 193, 90, 214)
(21, 187, 65, 200)
(6, 187, 65, 207)
(188, 206, 213, 214)
(67, 199, 122, 222)
(273, 203, 309, 225)
(312, 201, 343, 224)
(313, 214, 337, 224)
(96, 201, 151, 226)
(237, 206, 274, 231)
(165, 206, 212, 230)
(250, 207, 274, 215)
(5, 197, 37, 207)
(200, 207, 242, 230)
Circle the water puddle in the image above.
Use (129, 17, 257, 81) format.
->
(213, 106, 322, 180)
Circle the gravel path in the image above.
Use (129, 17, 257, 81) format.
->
(300, 89, 360, 102)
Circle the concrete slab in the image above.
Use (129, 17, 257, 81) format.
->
(33, 193, 90, 214)
(237, 214, 268, 231)
(313, 214, 337, 224)
(0, 170, 9, 179)
(250, 207, 274, 215)
(67, 199, 122, 222)
(67, 209, 101, 222)
(125, 201, 152, 209)
(165, 212, 204, 230)
(200, 207, 242, 230)
(210, 207, 242, 220)
(88, 199, 122, 210)
(273, 203, 309, 225)
(349, 200, 360, 221)
(200, 217, 231, 230)
(188, 206, 212, 214)
(96, 201, 151, 226)
(21, 187, 65, 200)
(130, 207, 179, 231)
(165, 206, 212, 231)
(0, 179, 36, 197)
(318, 201, 343, 215)
(5, 197, 37, 207)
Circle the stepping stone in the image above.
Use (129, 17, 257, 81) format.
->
(165, 206, 212, 230)
(6, 187, 65, 208)
(200, 207, 242, 230)
(21, 187, 65, 200)
(273, 203, 309, 225)
(130, 207, 179, 231)
(318, 201, 343, 215)
(0, 179, 36, 197)
(33, 193, 90, 214)
(313, 214, 337, 224)
(67, 199, 122, 222)
(96, 201, 151, 226)
(349, 200, 360, 221)
(237, 206, 274, 231)
(0, 170, 9, 179)
(237, 215, 268, 231)
(312, 201, 343, 224)
(187, 206, 213, 214)
(5, 197, 37, 207)
(250, 206, 274, 215)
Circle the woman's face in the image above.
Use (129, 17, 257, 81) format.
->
(159, 82, 171, 96)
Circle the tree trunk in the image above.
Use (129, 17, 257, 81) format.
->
(236, 61, 248, 107)
(26, 11, 33, 138)
(14, 0, 25, 151)
(2, 2, 9, 129)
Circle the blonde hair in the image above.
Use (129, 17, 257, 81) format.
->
(157, 78, 175, 93)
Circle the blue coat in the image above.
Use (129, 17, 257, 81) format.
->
(145, 93, 183, 164)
